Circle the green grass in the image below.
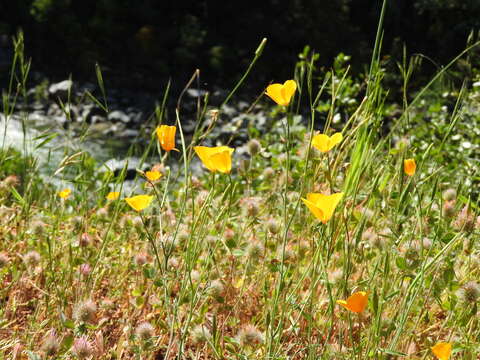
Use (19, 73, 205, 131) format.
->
(1, 18, 480, 360)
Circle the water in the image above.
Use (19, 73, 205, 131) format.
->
(0, 113, 144, 188)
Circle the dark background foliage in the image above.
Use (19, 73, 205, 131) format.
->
(1, 0, 480, 90)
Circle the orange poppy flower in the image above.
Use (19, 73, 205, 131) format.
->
(302, 192, 343, 224)
(404, 158, 416, 176)
(125, 195, 154, 212)
(156, 125, 178, 152)
(145, 170, 162, 182)
(194, 146, 235, 174)
(265, 80, 297, 106)
(431, 342, 452, 360)
(336, 291, 368, 313)
(312, 133, 343, 152)
(106, 191, 120, 200)
(58, 188, 71, 199)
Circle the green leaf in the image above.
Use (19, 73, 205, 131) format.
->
(10, 186, 25, 206)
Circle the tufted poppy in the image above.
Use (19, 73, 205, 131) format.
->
(302, 192, 344, 224)
(265, 80, 297, 106)
(194, 146, 235, 174)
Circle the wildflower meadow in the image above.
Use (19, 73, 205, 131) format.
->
(1, 7, 480, 360)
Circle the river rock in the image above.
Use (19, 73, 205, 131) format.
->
(108, 110, 130, 124)
(82, 105, 105, 123)
(48, 80, 73, 101)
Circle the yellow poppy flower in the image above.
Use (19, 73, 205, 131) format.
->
(336, 291, 368, 313)
(156, 125, 178, 152)
(125, 195, 154, 212)
(265, 80, 297, 106)
(431, 342, 452, 360)
(58, 188, 71, 199)
(106, 191, 120, 200)
(404, 158, 416, 176)
(194, 146, 235, 174)
(312, 133, 343, 152)
(302, 192, 343, 224)
(145, 170, 162, 182)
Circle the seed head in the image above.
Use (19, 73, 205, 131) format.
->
(132, 216, 143, 230)
(0, 252, 9, 268)
(135, 321, 155, 340)
(41, 329, 60, 356)
(23, 251, 40, 267)
(96, 207, 109, 221)
(456, 281, 480, 303)
(208, 279, 225, 298)
(190, 324, 212, 344)
(134, 252, 149, 266)
(31, 220, 45, 236)
(224, 228, 235, 241)
(72, 216, 83, 230)
(241, 197, 260, 217)
(262, 167, 275, 180)
(79, 232, 91, 247)
(4, 175, 19, 187)
(247, 139, 261, 156)
(246, 241, 264, 260)
(442, 201, 456, 218)
(190, 270, 201, 282)
(79, 263, 91, 276)
(266, 218, 280, 235)
(454, 206, 475, 232)
(238, 158, 250, 173)
(72, 336, 93, 359)
(73, 299, 97, 323)
(237, 325, 264, 347)
(442, 188, 457, 201)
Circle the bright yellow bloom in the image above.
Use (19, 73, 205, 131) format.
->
(145, 170, 162, 182)
(302, 192, 343, 224)
(194, 146, 234, 174)
(125, 195, 154, 212)
(312, 133, 343, 152)
(265, 80, 297, 106)
(106, 191, 120, 200)
(156, 125, 178, 152)
(431, 342, 452, 360)
(404, 158, 416, 176)
(58, 188, 71, 199)
(336, 291, 368, 313)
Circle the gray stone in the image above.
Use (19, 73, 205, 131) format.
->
(82, 105, 104, 123)
(108, 110, 130, 124)
(48, 80, 73, 101)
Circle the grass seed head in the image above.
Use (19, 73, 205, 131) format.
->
(31, 220, 45, 236)
(41, 329, 60, 356)
(73, 299, 97, 323)
(135, 321, 155, 340)
(262, 167, 275, 180)
(247, 139, 261, 156)
(267, 218, 280, 235)
(191, 324, 212, 344)
(246, 241, 264, 260)
(457, 281, 480, 303)
(23, 251, 40, 267)
(96, 207, 109, 221)
(238, 324, 264, 347)
(134, 252, 149, 266)
(442, 201, 456, 218)
(0, 252, 9, 267)
(208, 279, 225, 298)
(72, 336, 94, 359)
(442, 188, 457, 201)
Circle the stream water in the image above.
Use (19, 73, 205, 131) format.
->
(0, 113, 147, 188)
